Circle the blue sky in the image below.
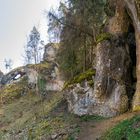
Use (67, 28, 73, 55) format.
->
(0, 0, 60, 73)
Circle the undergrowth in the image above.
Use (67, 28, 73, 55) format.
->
(80, 115, 105, 122)
(101, 115, 140, 140)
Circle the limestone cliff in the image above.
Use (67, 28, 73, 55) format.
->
(64, 0, 140, 117)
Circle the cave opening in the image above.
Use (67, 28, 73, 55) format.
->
(126, 23, 137, 107)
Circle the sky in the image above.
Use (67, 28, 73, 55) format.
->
(0, 0, 60, 73)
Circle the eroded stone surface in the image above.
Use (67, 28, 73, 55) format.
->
(1, 67, 26, 85)
(65, 39, 131, 117)
(65, 82, 94, 116)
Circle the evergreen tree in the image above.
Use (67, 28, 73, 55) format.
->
(24, 26, 41, 64)
(48, 0, 107, 80)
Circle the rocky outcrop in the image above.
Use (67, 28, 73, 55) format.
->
(65, 0, 133, 117)
(43, 43, 64, 92)
(92, 39, 130, 117)
(0, 70, 3, 80)
(43, 43, 58, 62)
(124, 0, 140, 111)
(65, 42, 130, 118)
(26, 68, 38, 89)
(65, 82, 94, 116)
(0, 70, 4, 87)
(0, 43, 63, 95)
(1, 67, 26, 85)
(40, 62, 64, 92)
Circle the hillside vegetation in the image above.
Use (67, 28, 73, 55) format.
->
(1, 0, 140, 139)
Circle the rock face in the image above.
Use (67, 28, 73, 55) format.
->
(43, 43, 57, 62)
(1, 67, 26, 85)
(65, 82, 94, 116)
(92, 40, 130, 117)
(65, 0, 133, 117)
(43, 43, 64, 92)
(0, 43, 63, 95)
(65, 40, 130, 118)
(42, 62, 64, 92)
(124, 0, 140, 111)
(26, 68, 38, 88)
(0, 70, 4, 86)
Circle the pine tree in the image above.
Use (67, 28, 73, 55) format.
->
(25, 26, 41, 64)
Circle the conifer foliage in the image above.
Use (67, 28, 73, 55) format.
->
(24, 26, 42, 64)
(48, 0, 107, 80)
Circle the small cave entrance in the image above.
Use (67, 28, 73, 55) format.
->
(126, 23, 137, 107)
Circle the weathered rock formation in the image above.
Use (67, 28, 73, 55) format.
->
(124, 0, 140, 111)
(43, 43, 58, 62)
(1, 67, 26, 85)
(0, 43, 63, 96)
(65, 82, 94, 116)
(0, 70, 4, 87)
(0, 70, 3, 81)
(65, 0, 140, 117)
(43, 43, 64, 92)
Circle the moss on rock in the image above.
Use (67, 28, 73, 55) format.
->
(0, 77, 28, 104)
(102, 115, 140, 140)
(96, 33, 112, 44)
(63, 68, 95, 90)
(27, 62, 50, 71)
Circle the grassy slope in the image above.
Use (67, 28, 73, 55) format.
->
(0, 81, 104, 140)
(0, 80, 70, 140)
(3, 64, 139, 140)
(0, 72, 83, 140)
(101, 115, 140, 140)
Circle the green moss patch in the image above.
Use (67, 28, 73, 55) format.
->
(0, 90, 80, 140)
(96, 33, 112, 44)
(25, 114, 80, 140)
(80, 115, 105, 122)
(0, 77, 28, 104)
(101, 115, 140, 140)
(27, 62, 50, 71)
(63, 68, 96, 90)
(37, 76, 46, 95)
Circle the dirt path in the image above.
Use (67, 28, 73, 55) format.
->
(78, 111, 140, 140)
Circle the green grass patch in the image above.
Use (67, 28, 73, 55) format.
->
(0, 77, 28, 104)
(80, 115, 105, 122)
(101, 115, 140, 140)
(37, 76, 46, 95)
